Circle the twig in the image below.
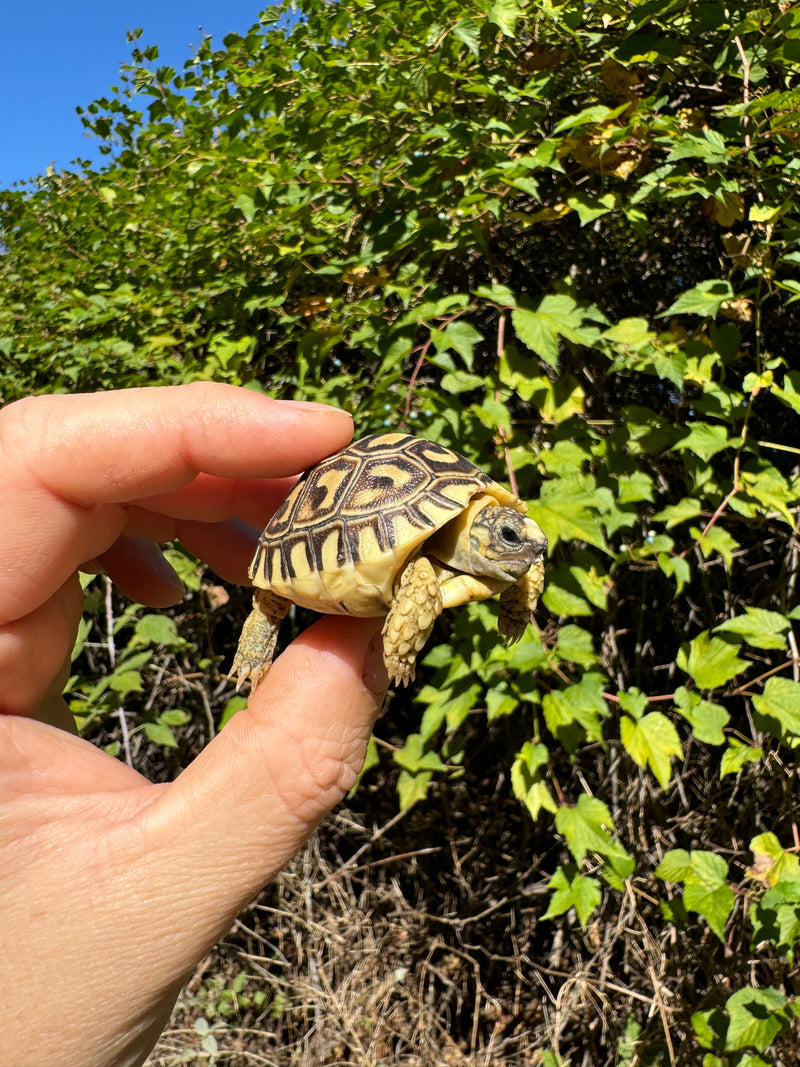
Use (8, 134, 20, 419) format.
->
(403, 338, 432, 421)
(734, 35, 751, 151)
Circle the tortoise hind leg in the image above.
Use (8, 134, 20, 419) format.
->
(382, 555, 443, 687)
(498, 561, 545, 644)
(230, 588, 290, 690)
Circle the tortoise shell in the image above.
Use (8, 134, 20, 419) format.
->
(249, 432, 526, 616)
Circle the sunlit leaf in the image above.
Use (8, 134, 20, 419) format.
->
(677, 632, 748, 689)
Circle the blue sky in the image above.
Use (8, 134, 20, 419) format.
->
(1, 1, 272, 188)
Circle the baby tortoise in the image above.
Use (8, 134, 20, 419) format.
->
(231, 432, 547, 688)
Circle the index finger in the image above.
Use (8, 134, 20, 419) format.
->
(0, 383, 353, 624)
(2, 382, 353, 503)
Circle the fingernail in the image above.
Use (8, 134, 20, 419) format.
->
(155, 552, 185, 595)
(283, 400, 353, 419)
(362, 629, 389, 696)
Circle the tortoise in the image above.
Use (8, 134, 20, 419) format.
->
(231, 432, 547, 689)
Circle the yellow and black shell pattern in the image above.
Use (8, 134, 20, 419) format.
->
(249, 432, 525, 617)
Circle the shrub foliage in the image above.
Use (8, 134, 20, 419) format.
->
(3, 0, 800, 1060)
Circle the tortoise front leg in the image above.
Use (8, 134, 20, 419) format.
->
(498, 560, 546, 644)
(381, 555, 444, 687)
(230, 588, 291, 690)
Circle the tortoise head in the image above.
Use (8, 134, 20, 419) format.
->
(427, 495, 547, 583)
(467, 503, 548, 581)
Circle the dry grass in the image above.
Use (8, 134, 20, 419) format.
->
(146, 785, 684, 1067)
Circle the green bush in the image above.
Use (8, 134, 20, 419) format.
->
(3, 0, 800, 1059)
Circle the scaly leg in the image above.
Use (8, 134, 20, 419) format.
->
(498, 560, 545, 644)
(230, 588, 290, 690)
(381, 555, 443, 686)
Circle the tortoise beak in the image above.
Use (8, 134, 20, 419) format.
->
(523, 517, 548, 562)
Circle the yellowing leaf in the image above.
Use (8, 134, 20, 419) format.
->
(512, 741, 557, 822)
(747, 833, 800, 887)
(603, 317, 654, 347)
(620, 711, 683, 789)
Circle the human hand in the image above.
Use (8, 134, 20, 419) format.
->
(0, 383, 387, 1067)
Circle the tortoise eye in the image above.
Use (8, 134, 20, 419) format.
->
(500, 524, 521, 544)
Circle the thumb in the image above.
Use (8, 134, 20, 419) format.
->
(150, 615, 388, 912)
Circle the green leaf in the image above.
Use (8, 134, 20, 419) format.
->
(738, 466, 795, 525)
(431, 322, 482, 369)
(553, 105, 626, 134)
(487, 0, 523, 36)
(486, 686, 519, 721)
(691, 524, 740, 568)
(658, 280, 735, 319)
(720, 740, 762, 778)
(773, 370, 800, 415)
(511, 741, 557, 822)
(452, 18, 480, 56)
(512, 293, 602, 369)
(396, 768, 433, 809)
(566, 191, 615, 226)
(132, 613, 186, 649)
(674, 422, 732, 461)
(555, 624, 601, 667)
(234, 193, 257, 223)
(160, 708, 190, 726)
(682, 858, 734, 942)
(654, 848, 693, 883)
(658, 553, 692, 594)
(752, 676, 800, 741)
(673, 687, 729, 746)
(724, 987, 790, 1053)
(653, 497, 703, 528)
(394, 733, 447, 774)
(620, 711, 683, 789)
(617, 687, 648, 721)
(691, 1008, 727, 1051)
(677, 631, 748, 690)
(107, 668, 144, 698)
(715, 608, 790, 651)
(219, 695, 247, 729)
(440, 369, 485, 393)
(555, 794, 634, 878)
(544, 866, 602, 925)
(615, 469, 654, 506)
(542, 673, 609, 752)
(656, 849, 734, 941)
(667, 130, 729, 165)
(144, 720, 178, 749)
(529, 477, 608, 553)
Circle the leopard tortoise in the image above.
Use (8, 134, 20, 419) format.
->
(231, 432, 547, 688)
